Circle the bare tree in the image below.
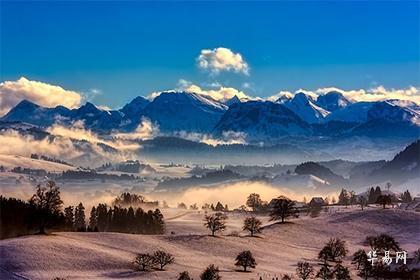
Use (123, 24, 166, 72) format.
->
(246, 193, 262, 211)
(153, 250, 174, 270)
(204, 213, 227, 236)
(235, 250, 257, 272)
(318, 238, 348, 263)
(296, 261, 314, 280)
(269, 196, 299, 223)
(358, 196, 367, 210)
(29, 181, 63, 234)
(133, 253, 154, 271)
(243, 216, 262, 237)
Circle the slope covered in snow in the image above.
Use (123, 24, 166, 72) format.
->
(142, 91, 228, 133)
(316, 91, 353, 112)
(283, 93, 330, 124)
(213, 101, 311, 141)
(0, 154, 75, 172)
(1, 209, 418, 279)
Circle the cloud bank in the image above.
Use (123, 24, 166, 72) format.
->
(0, 77, 82, 116)
(197, 47, 250, 75)
(268, 86, 420, 104)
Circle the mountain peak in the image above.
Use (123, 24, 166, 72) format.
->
(316, 91, 352, 111)
(121, 96, 150, 118)
(225, 95, 241, 106)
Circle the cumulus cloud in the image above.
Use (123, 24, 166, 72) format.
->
(0, 77, 82, 116)
(197, 47, 250, 75)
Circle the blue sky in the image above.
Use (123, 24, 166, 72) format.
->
(1, 1, 419, 108)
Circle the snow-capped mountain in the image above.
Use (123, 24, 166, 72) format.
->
(142, 91, 228, 133)
(325, 102, 374, 123)
(120, 96, 150, 119)
(1, 100, 125, 131)
(213, 101, 311, 141)
(316, 91, 353, 112)
(283, 92, 330, 124)
(326, 100, 419, 124)
(274, 92, 293, 104)
(1, 90, 419, 141)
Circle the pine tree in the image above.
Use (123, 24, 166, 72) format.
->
(89, 206, 97, 230)
(338, 189, 349, 206)
(64, 206, 74, 231)
(74, 202, 86, 231)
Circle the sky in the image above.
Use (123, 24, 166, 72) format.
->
(1, 1, 419, 109)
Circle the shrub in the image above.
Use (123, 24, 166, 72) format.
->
(200, 264, 221, 280)
(296, 261, 314, 280)
(178, 271, 192, 280)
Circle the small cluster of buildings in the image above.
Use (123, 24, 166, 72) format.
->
(399, 197, 420, 211)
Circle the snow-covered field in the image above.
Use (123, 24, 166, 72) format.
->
(0, 154, 75, 173)
(1, 208, 419, 280)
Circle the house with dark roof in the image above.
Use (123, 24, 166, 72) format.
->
(308, 197, 326, 208)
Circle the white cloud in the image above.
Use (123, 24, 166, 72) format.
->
(177, 80, 252, 102)
(197, 47, 250, 75)
(148, 79, 254, 102)
(112, 117, 159, 140)
(267, 91, 294, 102)
(173, 130, 247, 146)
(0, 77, 82, 116)
(267, 86, 420, 104)
(315, 86, 420, 103)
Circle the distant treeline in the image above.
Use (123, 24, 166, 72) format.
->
(97, 160, 156, 174)
(59, 170, 139, 181)
(11, 166, 56, 177)
(157, 169, 242, 189)
(30, 153, 73, 166)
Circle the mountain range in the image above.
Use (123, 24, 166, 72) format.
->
(1, 90, 419, 142)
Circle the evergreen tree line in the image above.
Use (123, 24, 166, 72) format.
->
(94, 204, 165, 234)
(1, 181, 165, 239)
